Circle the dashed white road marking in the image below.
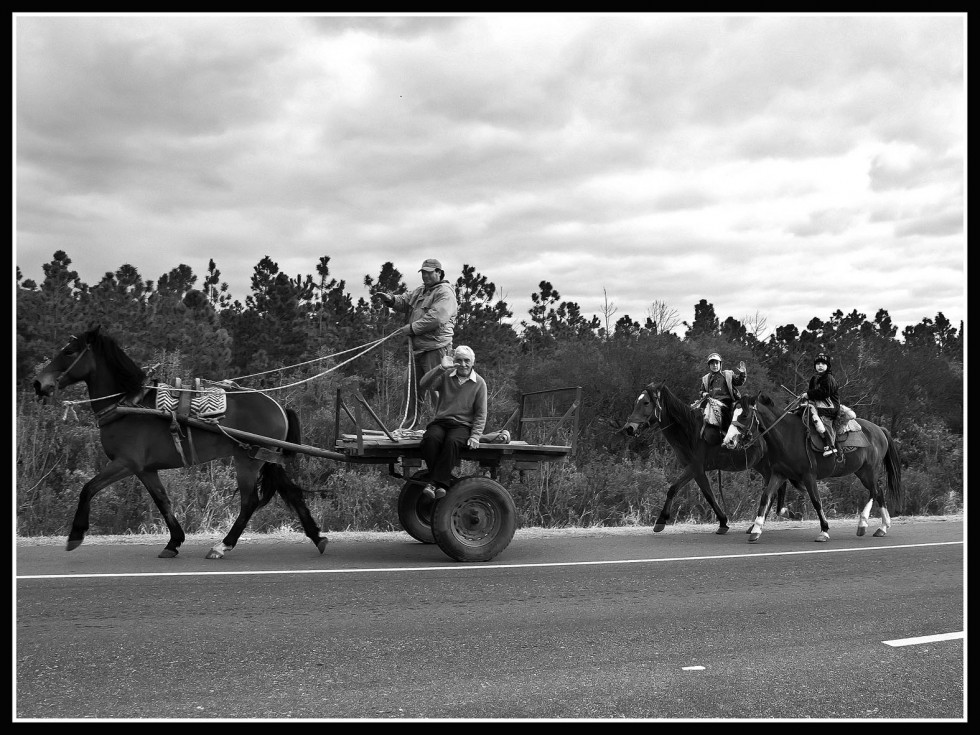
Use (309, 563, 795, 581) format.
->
(883, 632, 964, 647)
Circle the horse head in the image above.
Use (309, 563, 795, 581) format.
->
(32, 328, 100, 398)
(722, 393, 758, 450)
(623, 382, 661, 436)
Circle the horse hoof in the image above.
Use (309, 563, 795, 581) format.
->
(65, 539, 82, 551)
(205, 549, 224, 559)
(716, 526, 729, 535)
(873, 528, 887, 537)
(748, 533, 761, 543)
(856, 526, 866, 537)
(653, 523, 665, 533)
(316, 538, 329, 554)
(815, 533, 830, 542)
(158, 549, 178, 559)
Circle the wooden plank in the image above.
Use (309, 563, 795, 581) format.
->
(113, 406, 351, 461)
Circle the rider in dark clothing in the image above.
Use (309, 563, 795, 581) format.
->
(799, 352, 840, 456)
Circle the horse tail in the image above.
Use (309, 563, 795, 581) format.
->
(284, 407, 302, 459)
(254, 408, 305, 504)
(881, 427, 903, 509)
(258, 462, 307, 507)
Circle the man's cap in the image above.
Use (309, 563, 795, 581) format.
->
(706, 352, 722, 363)
(419, 258, 442, 272)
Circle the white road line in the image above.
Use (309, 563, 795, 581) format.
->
(883, 632, 964, 647)
(682, 666, 706, 671)
(15, 540, 962, 581)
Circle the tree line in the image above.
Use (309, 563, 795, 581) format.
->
(15, 250, 963, 536)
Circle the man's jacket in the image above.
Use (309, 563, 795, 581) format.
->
(390, 280, 457, 352)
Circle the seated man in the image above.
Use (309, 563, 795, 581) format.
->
(417, 345, 487, 498)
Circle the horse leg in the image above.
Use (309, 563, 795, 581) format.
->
(799, 475, 831, 542)
(755, 480, 791, 530)
(136, 470, 186, 558)
(265, 463, 328, 554)
(855, 466, 891, 537)
(207, 456, 263, 559)
(748, 475, 783, 543)
(774, 480, 803, 520)
(654, 467, 694, 532)
(66, 460, 135, 551)
(691, 470, 729, 534)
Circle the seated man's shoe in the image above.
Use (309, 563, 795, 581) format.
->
(421, 486, 436, 499)
(433, 487, 447, 499)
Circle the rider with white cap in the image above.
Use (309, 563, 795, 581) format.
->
(698, 352, 747, 432)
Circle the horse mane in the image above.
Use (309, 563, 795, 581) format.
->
(650, 381, 703, 455)
(86, 328, 146, 396)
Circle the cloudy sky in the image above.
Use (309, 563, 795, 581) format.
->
(14, 13, 965, 338)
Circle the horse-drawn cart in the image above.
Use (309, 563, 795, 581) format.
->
(32, 327, 580, 563)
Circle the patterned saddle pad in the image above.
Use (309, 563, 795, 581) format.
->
(156, 380, 226, 418)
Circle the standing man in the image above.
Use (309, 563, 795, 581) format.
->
(379, 258, 458, 423)
(417, 345, 487, 498)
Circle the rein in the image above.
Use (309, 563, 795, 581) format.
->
(57, 330, 404, 416)
(737, 402, 797, 448)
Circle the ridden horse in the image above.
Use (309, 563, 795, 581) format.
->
(623, 381, 793, 534)
(32, 326, 328, 559)
(723, 393, 902, 543)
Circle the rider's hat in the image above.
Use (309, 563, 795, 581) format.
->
(814, 353, 831, 369)
(706, 352, 722, 363)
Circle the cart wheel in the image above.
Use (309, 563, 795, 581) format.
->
(431, 476, 517, 562)
(397, 480, 436, 544)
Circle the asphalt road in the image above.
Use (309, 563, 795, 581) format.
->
(15, 517, 964, 721)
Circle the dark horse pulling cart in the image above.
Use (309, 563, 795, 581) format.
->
(31, 327, 579, 563)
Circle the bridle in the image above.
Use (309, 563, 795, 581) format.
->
(728, 404, 763, 449)
(731, 400, 796, 449)
(49, 336, 91, 388)
(635, 385, 674, 433)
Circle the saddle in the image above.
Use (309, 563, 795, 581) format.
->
(156, 378, 227, 419)
(696, 397, 729, 442)
(803, 405, 868, 455)
(155, 379, 228, 466)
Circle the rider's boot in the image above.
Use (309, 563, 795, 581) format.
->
(820, 432, 835, 456)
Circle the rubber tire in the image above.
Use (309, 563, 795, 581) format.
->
(397, 480, 436, 544)
(431, 476, 517, 562)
